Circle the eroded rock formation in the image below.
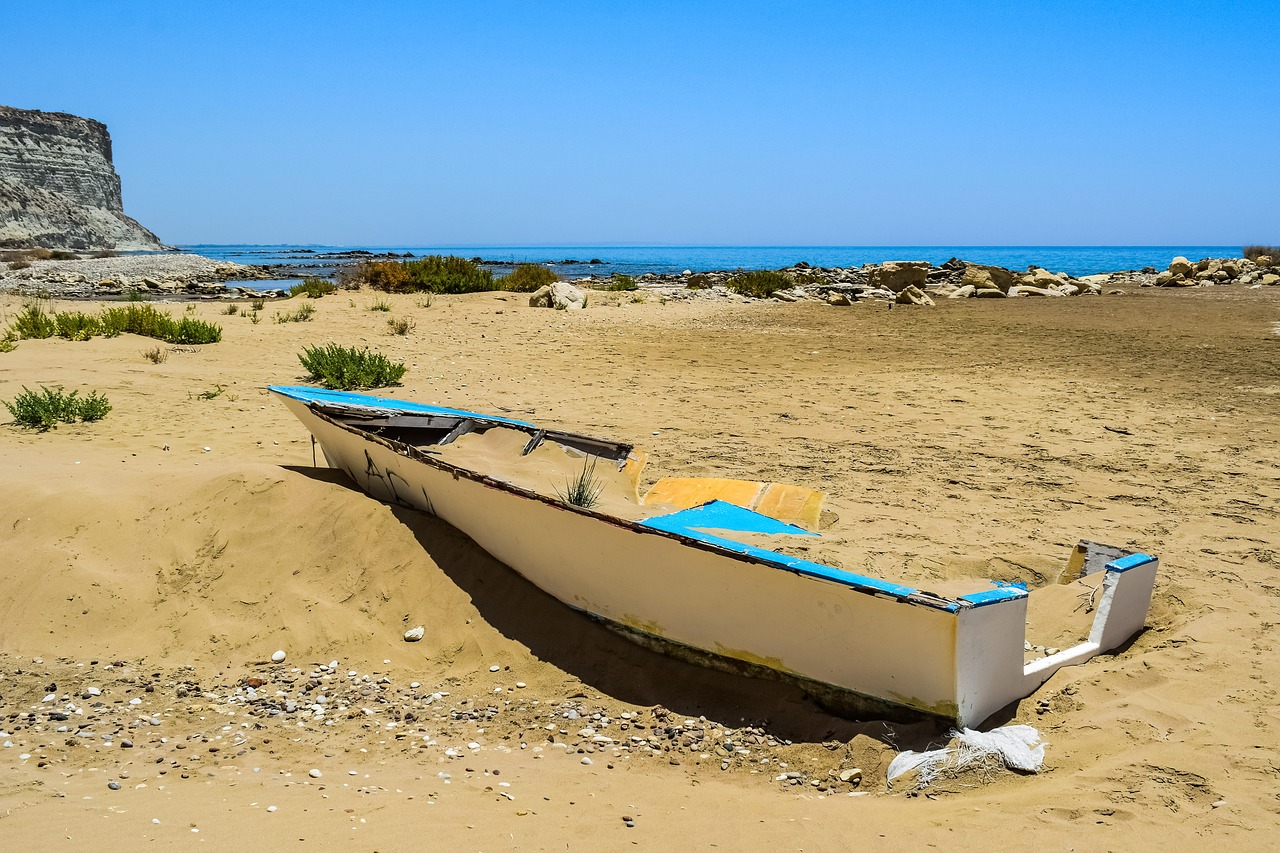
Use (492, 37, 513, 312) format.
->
(0, 105, 164, 250)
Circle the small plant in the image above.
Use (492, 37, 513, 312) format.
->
(3, 385, 111, 431)
(369, 299, 393, 312)
(224, 304, 240, 315)
(725, 269, 795, 298)
(10, 303, 56, 339)
(276, 303, 316, 323)
(496, 263, 558, 293)
(418, 294, 434, 309)
(387, 316, 415, 336)
(555, 457, 606, 510)
(124, 288, 149, 302)
(250, 312, 262, 325)
(602, 273, 638, 291)
(250, 298, 265, 311)
(195, 384, 226, 400)
(0, 334, 16, 353)
(298, 343, 407, 390)
(54, 311, 103, 341)
(185, 304, 197, 314)
(142, 346, 167, 364)
(288, 277, 338, 298)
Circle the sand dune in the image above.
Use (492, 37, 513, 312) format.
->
(1, 285, 1278, 849)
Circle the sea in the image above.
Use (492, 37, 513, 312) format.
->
(181, 244, 1240, 283)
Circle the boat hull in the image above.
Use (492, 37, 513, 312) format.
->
(271, 388, 1158, 727)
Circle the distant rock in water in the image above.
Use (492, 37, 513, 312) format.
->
(0, 105, 164, 250)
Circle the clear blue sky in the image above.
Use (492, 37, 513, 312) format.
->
(5, 1, 1277, 246)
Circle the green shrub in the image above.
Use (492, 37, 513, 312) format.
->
(0, 335, 16, 353)
(3, 385, 111, 431)
(369, 299, 392, 312)
(387, 317, 415, 336)
(496, 263, 558, 293)
(250, 298, 265, 311)
(357, 256, 493, 294)
(10, 303, 56, 339)
(298, 343, 406, 390)
(601, 273, 638, 291)
(142, 345, 167, 363)
(98, 304, 222, 343)
(276, 303, 316, 323)
(168, 316, 223, 344)
(124, 288, 149, 301)
(725, 269, 795, 298)
(555, 458, 605, 509)
(54, 311, 103, 341)
(289, 277, 338, 298)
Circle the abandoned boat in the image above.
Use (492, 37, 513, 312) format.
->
(270, 385, 1158, 727)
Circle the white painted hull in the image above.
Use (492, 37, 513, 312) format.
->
(273, 390, 1158, 727)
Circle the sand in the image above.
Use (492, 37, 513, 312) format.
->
(1, 285, 1279, 849)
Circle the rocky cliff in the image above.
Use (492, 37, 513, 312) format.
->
(0, 105, 164, 250)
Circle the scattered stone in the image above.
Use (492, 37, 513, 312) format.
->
(403, 626, 425, 642)
(107, 781, 121, 790)
(308, 768, 322, 778)
(528, 282, 586, 310)
(271, 650, 287, 663)
(838, 768, 863, 784)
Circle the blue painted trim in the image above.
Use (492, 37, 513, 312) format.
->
(1105, 552, 1157, 573)
(643, 500, 819, 537)
(268, 385, 536, 428)
(639, 505, 920, 600)
(957, 587, 1028, 607)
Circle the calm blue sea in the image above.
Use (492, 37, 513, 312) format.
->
(181, 244, 1239, 280)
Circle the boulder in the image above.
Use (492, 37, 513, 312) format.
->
(895, 284, 935, 306)
(866, 261, 930, 293)
(826, 292, 852, 306)
(962, 263, 1015, 292)
(529, 282, 586, 310)
(1007, 285, 1064, 297)
(946, 284, 976, 299)
(1168, 256, 1192, 275)
(1261, 273, 1280, 287)
(973, 287, 1007, 298)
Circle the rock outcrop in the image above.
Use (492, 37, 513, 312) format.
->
(0, 105, 164, 250)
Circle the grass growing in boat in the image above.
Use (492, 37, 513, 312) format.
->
(298, 344, 407, 390)
(4, 385, 111, 431)
(555, 457, 606, 510)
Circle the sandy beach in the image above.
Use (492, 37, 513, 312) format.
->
(2, 284, 1279, 850)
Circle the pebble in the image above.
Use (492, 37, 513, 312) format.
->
(266, 805, 278, 813)
(403, 626, 425, 642)
(120, 739, 134, 748)
(838, 768, 863, 784)
(580, 757, 593, 765)
(308, 768, 322, 778)
(107, 781, 121, 790)
(271, 650, 287, 663)
(489, 665, 500, 672)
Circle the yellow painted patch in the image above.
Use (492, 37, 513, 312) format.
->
(887, 692, 960, 719)
(643, 477, 824, 530)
